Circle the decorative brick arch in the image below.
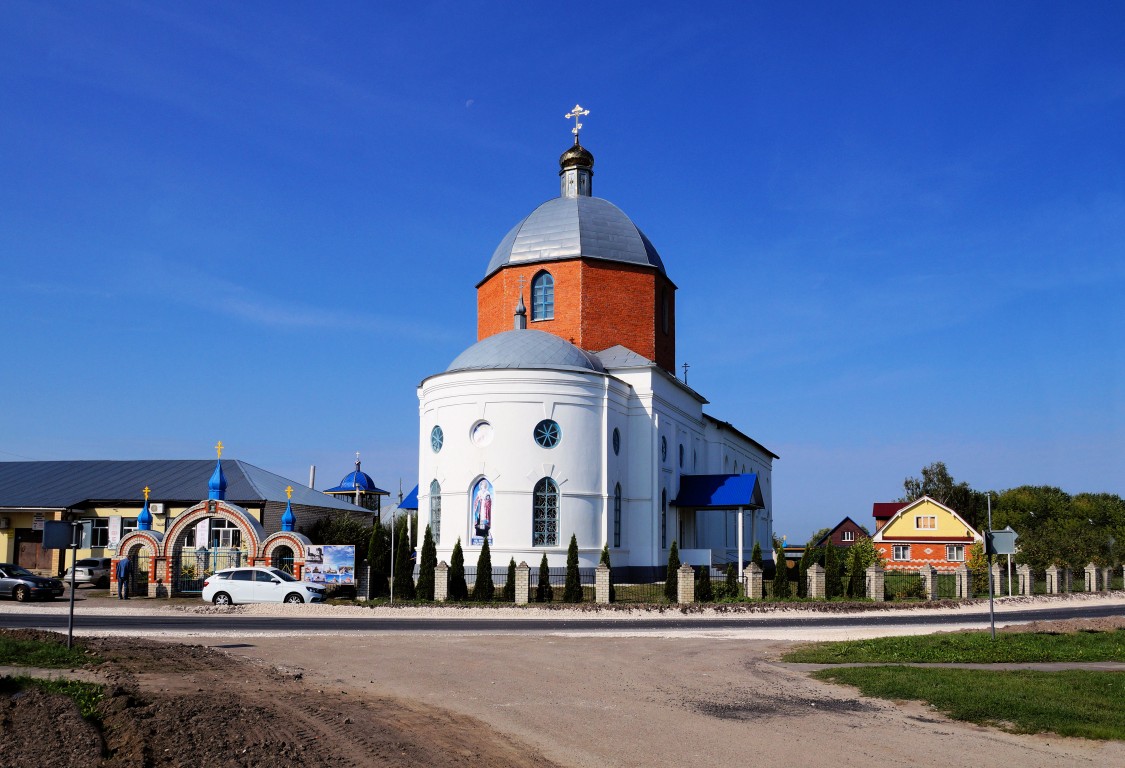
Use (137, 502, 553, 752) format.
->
(261, 531, 312, 578)
(118, 531, 162, 559)
(161, 499, 265, 559)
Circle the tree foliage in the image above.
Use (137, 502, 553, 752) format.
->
(841, 537, 883, 598)
(503, 557, 516, 602)
(563, 534, 582, 602)
(772, 545, 789, 598)
(392, 514, 415, 600)
(416, 524, 437, 601)
(901, 461, 989, 532)
(304, 511, 370, 562)
(695, 565, 713, 602)
(536, 553, 553, 602)
(366, 519, 390, 598)
(751, 541, 763, 569)
(448, 538, 468, 601)
(824, 544, 842, 598)
(473, 538, 494, 601)
(796, 546, 815, 598)
(664, 541, 680, 602)
(599, 543, 615, 602)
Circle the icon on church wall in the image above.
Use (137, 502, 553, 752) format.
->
(470, 477, 493, 545)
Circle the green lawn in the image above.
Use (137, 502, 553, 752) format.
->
(783, 628, 1125, 664)
(0, 636, 96, 668)
(815, 667, 1125, 740)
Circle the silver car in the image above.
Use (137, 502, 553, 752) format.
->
(63, 557, 112, 588)
(0, 563, 65, 602)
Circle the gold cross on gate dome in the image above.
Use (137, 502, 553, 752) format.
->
(215, 441, 223, 458)
(143, 486, 150, 500)
(286, 485, 293, 500)
(565, 104, 589, 141)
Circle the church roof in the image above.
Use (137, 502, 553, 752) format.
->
(446, 329, 606, 373)
(324, 470, 389, 495)
(482, 196, 666, 282)
(0, 460, 370, 513)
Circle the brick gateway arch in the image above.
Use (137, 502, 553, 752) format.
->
(113, 499, 314, 598)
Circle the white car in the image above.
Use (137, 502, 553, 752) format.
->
(63, 557, 112, 588)
(201, 566, 326, 605)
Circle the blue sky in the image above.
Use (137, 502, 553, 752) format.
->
(2, 1, 1122, 543)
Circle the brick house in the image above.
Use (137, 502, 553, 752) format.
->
(813, 516, 869, 549)
(871, 496, 982, 571)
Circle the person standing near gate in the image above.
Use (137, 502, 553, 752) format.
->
(116, 556, 132, 600)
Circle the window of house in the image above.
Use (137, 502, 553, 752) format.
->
(915, 515, 936, 530)
(211, 518, 242, 549)
(893, 544, 910, 561)
(532, 478, 559, 546)
(946, 544, 965, 562)
(532, 271, 554, 321)
(660, 489, 667, 549)
(613, 483, 622, 548)
(121, 518, 138, 536)
(842, 530, 855, 542)
(429, 479, 441, 545)
(91, 518, 109, 548)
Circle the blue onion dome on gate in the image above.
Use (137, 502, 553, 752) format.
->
(446, 329, 605, 374)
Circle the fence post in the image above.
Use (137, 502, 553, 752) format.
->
(1101, 567, 1112, 593)
(1045, 565, 1059, 595)
(865, 565, 884, 602)
(434, 561, 449, 602)
(514, 561, 530, 604)
(1017, 564, 1033, 596)
(990, 562, 1004, 595)
(955, 564, 970, 599)
(807, 564, 825, 599)
(745, 562, 762, 599)
(1085, 563, 1099, 592)
(595, 563, 610, 604)
(677, 564, 695, 604)
(918, 565, 937, 601)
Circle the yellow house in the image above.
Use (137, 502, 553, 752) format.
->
(871, 496, 982, 571)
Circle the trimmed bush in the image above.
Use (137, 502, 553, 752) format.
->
(536, 553, 553, 602)
(473, 539, 494, 601)
(503, 558, 516, 602)
(751, 541, 763, 569)
(367, 519, 390, 598)
(773, 545, 789, 598)
(448, 538, 468, 601)
(416, 524, 437, 601)
(563, 534, 582, 602)
(392, 515, 416, 600)
(825, 544, 842, 598)
(664, 541, 681, 602)
(696, 565, 714, 601)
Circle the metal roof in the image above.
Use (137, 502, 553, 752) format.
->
(594, 345, 654, 369)
(483, 196, 666, 281)
(672, 474, 765, 510)
(446, 329, 606, 373)
(324, 470, 389, 495)
(0, 460, 370, 513)
(400, 485, 419, 511)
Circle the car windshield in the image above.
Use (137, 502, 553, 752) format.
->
(269, 569, 298, 582)
(5, 566, 35, 578)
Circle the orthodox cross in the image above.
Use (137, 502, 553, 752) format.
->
(143, 486, 150, 500)
(215, 441, 223, 458)
(518, 274, 526, 297)
(682, 362, 690, 384)
(285, 485, 293, 500)
(565, 104, 589, 142)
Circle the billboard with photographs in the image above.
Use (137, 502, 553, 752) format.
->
(304, 545, 355, 585)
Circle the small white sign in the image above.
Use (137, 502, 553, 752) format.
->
(32, 513, 45, 531)
(108, 516, 122, 546)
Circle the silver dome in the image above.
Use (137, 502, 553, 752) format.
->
(483, 196, 665, 280)
(446, 330, 606, 373)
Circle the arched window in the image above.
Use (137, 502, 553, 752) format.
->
(531, 271, 554, 321)
(613, 483, 622, 548)
(532, 478, 559, 546)
(429, 479, 441, 545)
(660, 489, 667, 549)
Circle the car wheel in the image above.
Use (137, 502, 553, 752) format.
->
(212, 592, 233, 606)
(284, 593, 304, 604)
(13, 586, 29, 602)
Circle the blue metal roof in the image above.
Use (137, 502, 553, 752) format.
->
(0, 460, 370, 513)
(672, 474, 764, 510)
(399, 485, 419, 511)
(324, 470, 388, 495)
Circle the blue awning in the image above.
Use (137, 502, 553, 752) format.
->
(672, 474, 764, 510)
(399, 484, 419, 511)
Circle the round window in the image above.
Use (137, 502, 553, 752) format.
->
(470, 421, 494, 447)
(612, 427, 620, 456)
(660, 436, 667, 462)
(430, 425, 444, 453)
(534, 419, 562, 449)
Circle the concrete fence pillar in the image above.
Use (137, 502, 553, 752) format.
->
(918, 565, 938, 601)
(514, 561, 531, 604)
(990, 562, 1004, 595)
(1085, 563, 1099, 592)
(434, 561, 449, 602)
(745, 563, 763, 600)
(595, 564, 610, 604)
(1017, 564, 1033, 596)
(677, 564, 696, 604)
(807, 564, 826, 599)
(1101, 568, 1112, 593)
(866, 565, 885, 602)
(1045, 565, 1060, 595)
(954, 565, 970, 599)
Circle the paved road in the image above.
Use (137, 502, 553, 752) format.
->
(1, 601, 1120, 634)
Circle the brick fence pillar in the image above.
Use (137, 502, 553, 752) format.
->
(1017, 564, 1033, 596)
(434, 561, 449, 602)
(990, 562, 1004, 595)
(866, 565, 885, 602)
(1045, 565, 1060, 595)
(595, 564, 610, 604)
(515, 561, 530, 605)
(677, 564, 695, 604)
(807, 564, 825, 599)
(1101, 568, 1112, 593)
(745, 562, 762, 599)
(919, 565, 938, 601)
(955, 564, 970, 599)
(1085, 563, 1099, 592)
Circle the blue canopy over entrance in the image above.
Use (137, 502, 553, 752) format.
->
(672, 474, 764, 510)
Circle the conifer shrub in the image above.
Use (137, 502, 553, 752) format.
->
(448, 538, 468, 601)
(367, 519, 390, 598)
(825, 544, 843, 598)
(392, 515, 416, 600)
(563, 534, 582, 602)
(599, 543, 616, 602)
(723, 562, 739, 599)
(664, 541, 681, 602)
(797, 546, 814, 598)
(503, 557, 516, 602)
(696, 565, 714, 601)
(846, 546, 865, 598)
(772, 545, 789, 598)
(751, 541, 763, 568)
(473, 539, 495, 601)
(536, 553, 553, 602)
(416, 524, 437, 601)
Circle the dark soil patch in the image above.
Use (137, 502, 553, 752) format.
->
(0, 630, 561, 768)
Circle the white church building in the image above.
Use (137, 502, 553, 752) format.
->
(417, 115, 776, 581)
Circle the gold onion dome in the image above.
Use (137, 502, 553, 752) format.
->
(559, 142, 594, 171)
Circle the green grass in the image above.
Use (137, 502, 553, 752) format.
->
(783, 628, 1125, 664)
(0, 636, 97, 668)
(0, 676, 105, 720)
(815, 667, 1125, 740)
